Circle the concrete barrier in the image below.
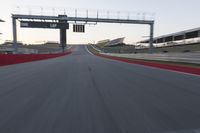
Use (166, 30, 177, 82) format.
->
(96, 54, 200, 76)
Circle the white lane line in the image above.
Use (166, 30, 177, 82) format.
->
(90, 45, 101, 52)
(85, 45, 94, 55)
(67, 46, 72, 50)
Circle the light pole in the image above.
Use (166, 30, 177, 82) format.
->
(0, 19, 5, 42)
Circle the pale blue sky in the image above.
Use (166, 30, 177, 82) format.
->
(0, 0, 200, 44)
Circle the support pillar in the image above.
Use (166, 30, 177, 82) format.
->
(149, 23, 154, 53)
(183, 33, 186, 44)
(172, 36, 175, 42)
(12, 17, 18, 53)
(60, 28, 66, 52)
(198, 30, 200, 37)
(155, 39, 158, 44)
(58, 16, 68, 52)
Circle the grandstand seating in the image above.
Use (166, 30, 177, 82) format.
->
(105, 37, 125, 47)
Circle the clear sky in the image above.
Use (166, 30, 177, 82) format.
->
(0, 0, 200, 44)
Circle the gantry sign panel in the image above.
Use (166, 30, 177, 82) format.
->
(73, 24, 85, 33)
(20, 21, 69, 29)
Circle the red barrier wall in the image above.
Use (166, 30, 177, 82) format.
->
(0, 51, 71, 66)
(96, 54, 200, 76)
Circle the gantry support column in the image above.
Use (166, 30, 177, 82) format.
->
(12, 17, 18, 53)
(198, 30, 200, 38)
(183, 33, 186, 44)
(149, 23, 154, 53)
(58, 15, 68, 52)
(60, 28, 67, 52)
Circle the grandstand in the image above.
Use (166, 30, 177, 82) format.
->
(95, 37, 125, 48)
(93, 32, 200, 53)
(0, 47, 38, 54)
(94, 37, 136, 53)
(97, 39, 110, 44)
(139, 27, 200, 46)
(134, 27, 200, 53)
(96, 39, 110, 47)
(105, 37, 125, 47)
(43, 41, 59, 47)
(0, 41, 63, 54)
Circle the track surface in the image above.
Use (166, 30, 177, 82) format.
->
(0, 45, 200, 133)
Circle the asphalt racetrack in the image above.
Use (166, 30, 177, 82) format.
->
(0, 45, 200, 133)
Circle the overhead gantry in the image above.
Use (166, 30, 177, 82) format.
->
(12, 13, 154, 53)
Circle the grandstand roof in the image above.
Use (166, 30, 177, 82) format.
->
(97, 39, 110, 44)
(0, 19, 5, 22)
(140, 27, 200, 43)
(106, 37, 125, 46)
